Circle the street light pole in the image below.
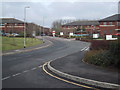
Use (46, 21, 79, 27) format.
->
(24, 6, 30, 48)
(42, 16, 45, 43)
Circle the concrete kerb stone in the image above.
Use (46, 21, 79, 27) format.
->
(47, 61, 120, 89)
(2, 40, 53, 56)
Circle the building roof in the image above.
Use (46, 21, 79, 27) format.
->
(62, 20, 99, 26)
(0, 18, 24, 24)
(99, 14, 120, 21)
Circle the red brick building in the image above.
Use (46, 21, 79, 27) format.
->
(61, 20, 100, 36)
(99, 14, 120, 37)
(0, 18, 51, 36)
(0, 18, 24, 33)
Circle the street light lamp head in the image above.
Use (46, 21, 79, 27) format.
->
(25, 6, 30, 8)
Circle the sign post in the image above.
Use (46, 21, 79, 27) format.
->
(52, 31, 55, 37)
(60, 32, 63, 36)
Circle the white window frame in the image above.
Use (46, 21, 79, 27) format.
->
(109, 22, 112, 25)
(103, 22, 107, 25)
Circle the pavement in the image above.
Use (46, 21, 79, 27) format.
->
(49, 50, 120, 89)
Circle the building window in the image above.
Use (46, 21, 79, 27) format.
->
(103, 22, 107, 25)
(19, 24, 23, 26)
(117, 30, 120, 33)
(87, 26, 90, 28)
(103, 30, 107, 34)
(15, 24, 17, 26)
(117, 22, 119, 26)
(68, 26, 70, 29)
(109, 22, 112, 25)
(0, 24, 5, 26)
(109, 30, 112, 34)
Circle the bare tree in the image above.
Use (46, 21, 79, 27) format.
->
(52, 19, 76, 35)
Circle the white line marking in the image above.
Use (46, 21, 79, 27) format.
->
(38, 65, 42, 68)
(2, 76, 11, 81)
(2, 66, 42, 80)
(81, 47, 87, 51)
(23, 70, 29, 73)
(85, 47, 89, 51)
(31, 67, 37, 70)
(12, 73, 21, 77)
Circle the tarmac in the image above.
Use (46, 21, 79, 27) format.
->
(48, 50, 120, 89)
(2, 36, 120, 89)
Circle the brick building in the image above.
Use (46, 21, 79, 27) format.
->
(99, 14, 120, 37)
(61, 20, 100, 36)
(0, 18, 51, 36)
(0, 18, 24, 33)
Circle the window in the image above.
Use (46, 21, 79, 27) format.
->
(103, 30, 107, 34)
(68, 26, 70, 29)
(0, 24, 5, 26)
(87, 26, 90, 28)
(19, 24, 23, 26)
(15, 24, 17, 26)
(117, 30, 120, 33)
(109, 22, 112, 25)
(109, 30, 112, 34)
(103, 22, 107, 25)
(117, 22, 120, 26)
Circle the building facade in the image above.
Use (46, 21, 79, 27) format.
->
(0, 18, 24, 33)
(61, 20, 100, 36)
(0, 18, 51, 36)
(99, 14, 120, 37)
(61, 14, 120, 37)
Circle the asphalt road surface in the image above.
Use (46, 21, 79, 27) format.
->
(2, 36, 90, 88)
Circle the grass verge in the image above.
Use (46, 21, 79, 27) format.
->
(2, 36, 43, 51)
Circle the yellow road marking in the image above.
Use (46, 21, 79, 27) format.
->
(42, 62, 99, 90)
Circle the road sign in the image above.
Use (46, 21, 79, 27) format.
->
(52, 31, 55, 37)
(60, 32, 63, 35)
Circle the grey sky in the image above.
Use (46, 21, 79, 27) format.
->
(2, 1, 118, 28)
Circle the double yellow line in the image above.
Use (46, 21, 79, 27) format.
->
(42, 62, 99, 90)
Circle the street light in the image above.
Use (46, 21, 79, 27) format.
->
(42, 16, 45, 43)
(24, 6, 30, 48)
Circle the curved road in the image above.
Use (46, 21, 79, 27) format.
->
(2, 36, 90, 88)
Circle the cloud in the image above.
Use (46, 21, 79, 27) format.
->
(2, 2, 118, 28)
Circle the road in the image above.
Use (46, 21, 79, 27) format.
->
(2, 36, 90, 88)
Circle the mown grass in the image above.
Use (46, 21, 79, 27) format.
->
(2, 36, 43, 51)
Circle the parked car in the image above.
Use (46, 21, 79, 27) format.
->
(7, 33, 14, 37)
(2, 33, 6, 36)
(2, 33, 10, 36)
(12, 33, 19, 36)
(41, 34, 46, 36)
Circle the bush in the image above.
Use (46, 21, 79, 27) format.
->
(84, 50, 116, 67)
(90, 40, 109, 50)
(84, 38, 120, 68)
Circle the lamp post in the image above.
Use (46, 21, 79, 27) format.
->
(91, 25, 94, 39)
(42, 16, 45, 43)
(24, 6, 30, 48)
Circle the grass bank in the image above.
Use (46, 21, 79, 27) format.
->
(2, 36, 43, 51)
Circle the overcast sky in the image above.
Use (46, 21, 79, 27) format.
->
(1, 1, 119, 28)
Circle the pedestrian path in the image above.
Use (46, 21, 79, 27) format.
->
(49, 51, 119, 88)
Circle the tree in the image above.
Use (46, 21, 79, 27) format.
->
(52, 19, 76, 35)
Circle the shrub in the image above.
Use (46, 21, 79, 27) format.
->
(84, 38, 120, 68)
(90, 40, 109, 50)
(84, 50, 115, 67)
